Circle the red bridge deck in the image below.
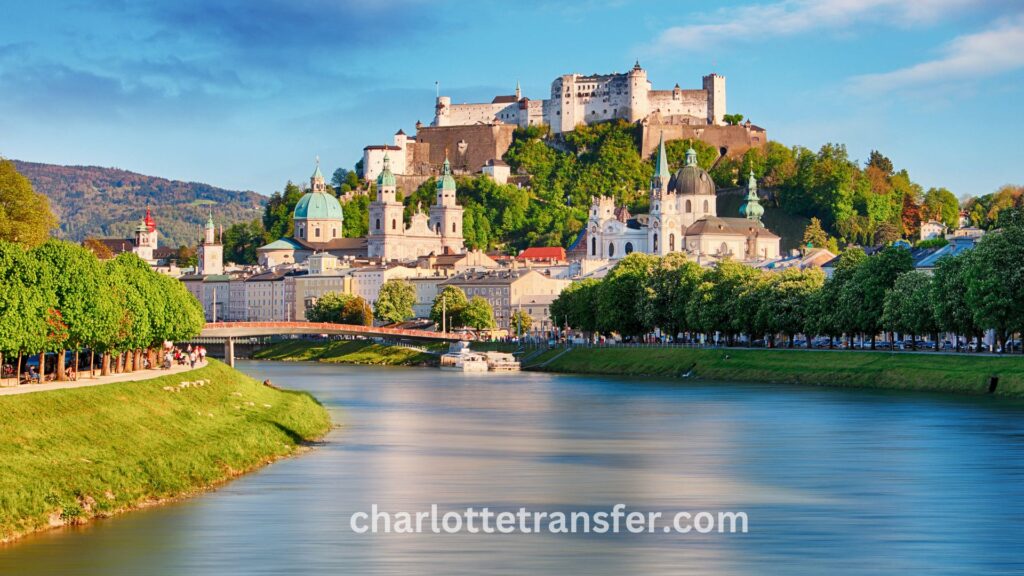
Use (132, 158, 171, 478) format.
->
(201, 321, 460, 341)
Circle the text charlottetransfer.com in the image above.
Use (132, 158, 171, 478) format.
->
(350, 504, 748, 535)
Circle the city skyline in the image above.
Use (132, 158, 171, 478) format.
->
(1, 0, 1022, 198)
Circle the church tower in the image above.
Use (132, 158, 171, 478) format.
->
(740, 171, 765, 223)
(648, 133, 674, 256)
(429, 155, 465, 253)
(368, 154, 406, 260)
(133, 207, 159, 262)
(198, 212, 223, 276)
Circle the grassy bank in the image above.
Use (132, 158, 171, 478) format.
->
(253, 339, 437, 366)
(0, 360, 330, 543)
(532, 347, 1024, 397)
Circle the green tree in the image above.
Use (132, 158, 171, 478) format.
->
(881, 271, 938, 348)
(342, 296, 373, 326)
(757, 268, 825, 347)
(921, 187, 960, 229)
(509, 309, 533, 336)
(801, 217, 828, 249)
(262, 182, 304, 239)
(0, 159, 58, 247)
(964, 209, 1024, 349)
(722, 113, 745, 126)
(807, 246, 867, 345)
(176, 245, 198, 268)
(223, 220, 269, 265)
(550, 278, 600, 335)
(597, 253, 658, 337)
(641, 253, 703, 337)
(375, 279, 416, 324)
(0, 241, 51, 380)
(342, 194, 370, 238)
(305, 292, 352, 323)
(840, 245, 913, 347)
(686, 259, 759, 343)
(462, 296, 496, 331)
(430, 286, 469, 330)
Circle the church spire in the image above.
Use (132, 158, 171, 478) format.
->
(377, 152, 396, 189)
(684, 147, 698, 167)
(654, 132, 669, 180)
(515, 80, 521, 100)
(740, 170, 764, 223)
(311, 155, 326, 192)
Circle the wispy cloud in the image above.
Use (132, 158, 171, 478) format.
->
(849, 14, 1024, 93)
(648, 0, 978, 52)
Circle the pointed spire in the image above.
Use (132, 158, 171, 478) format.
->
(312, 155, 323, 180)
(654, 131, 669, 180)
(377, 152, 396, 188)
(515, 80, 521, 100)
(437, 149, 456, 194)
(740, 171, 764, 223)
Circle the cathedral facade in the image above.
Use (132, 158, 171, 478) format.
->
(584, 135, 780, 263)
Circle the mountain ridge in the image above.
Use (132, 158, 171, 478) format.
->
(11, 159, 267, 249)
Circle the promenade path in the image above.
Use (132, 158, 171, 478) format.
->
(0, 360, 208, 397)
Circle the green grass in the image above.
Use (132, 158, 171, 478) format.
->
(0, 359, 330, 542)
(253, 339, 436, 366)
(537, 347, 1024, 396)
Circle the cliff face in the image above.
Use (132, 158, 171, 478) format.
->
(11, 160, 266, 248)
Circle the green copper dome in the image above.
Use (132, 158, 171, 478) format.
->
(377, 154, 396, 188)
(293, 190, 344, 221)
(437, 157, 456, 192)
(740, 170, 764, 222)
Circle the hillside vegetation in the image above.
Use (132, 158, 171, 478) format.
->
(12, 160, 265, 248)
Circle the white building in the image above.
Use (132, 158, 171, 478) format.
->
(920, 220, 947, 241)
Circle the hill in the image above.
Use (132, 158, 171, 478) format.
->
(11, 160, 266, 248)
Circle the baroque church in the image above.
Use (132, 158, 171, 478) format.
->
(584, 135, 780, 262)
(257, 156, 464, 267)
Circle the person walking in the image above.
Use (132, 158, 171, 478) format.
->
(189, 350, 197, 369)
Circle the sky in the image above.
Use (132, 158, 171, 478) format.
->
(1, 0, 1022, 198)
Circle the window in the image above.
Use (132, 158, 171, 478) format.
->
(625, 242, 633, 254)
(653, 233, 658, 252)
(704, 200, 710, 213)
(720, 242, 728, 255)
(669, 233, 676, 251)
(685, 199, 692, 213)
(315, 228, 321, 238)
(392, 219, 397, 230)
(452, 222, 456, 233)
(376, 218, 380, 230)
(608, 243, 615, 258)
(591, 237, 596, 256)
(436, 223, 441, 234)
(332, 228, 337, 238)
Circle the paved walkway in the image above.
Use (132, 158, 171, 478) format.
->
(0, 360, 208, 397)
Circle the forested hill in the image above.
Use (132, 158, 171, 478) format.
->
(12, 160, 266, 248)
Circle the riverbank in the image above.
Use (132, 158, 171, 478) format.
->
(0, 359, 331, 544)
(253, 339, 439, 366)
(530, 347, 1024, 396)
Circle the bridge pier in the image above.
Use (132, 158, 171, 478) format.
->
(226, 337, 235, 368)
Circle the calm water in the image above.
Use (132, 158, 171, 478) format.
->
(3, 360, 1024, 575)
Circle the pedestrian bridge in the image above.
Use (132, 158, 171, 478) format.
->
(199, 322, 460, 367)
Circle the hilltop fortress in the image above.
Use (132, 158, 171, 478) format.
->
(361, 63, 765, 185)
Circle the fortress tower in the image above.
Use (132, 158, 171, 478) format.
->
(702, 73, 726, 125)
(627, 61, 650, 123)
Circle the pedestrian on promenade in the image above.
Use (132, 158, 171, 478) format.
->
(189, 350, 197, 368)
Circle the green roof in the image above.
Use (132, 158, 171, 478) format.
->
(312, 157, 323, 181)
(437, 157, 456, 192)
(293, 191, 343, 221)
(654, 132, 669, 180)
(259, 237, 304, 250)
(377, 154, 396, 188)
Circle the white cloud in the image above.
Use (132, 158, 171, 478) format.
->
(648, 0, 978, 52)
(849, 14, 1024, 93)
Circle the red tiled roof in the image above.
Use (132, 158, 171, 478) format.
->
(516, 247, 566, 261)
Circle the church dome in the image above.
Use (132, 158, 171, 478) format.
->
(669, 148, 716, 196)
(294, 190, 343, 221)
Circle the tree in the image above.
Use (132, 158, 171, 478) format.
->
(964, 209, 1024, 350)
(873, 221, 901, 245)
(509, 309, 532, 336)
(262, 181, 305, 239)
(757, 268, 825, 347)
(840, 245, 913, 347)
(881, 271, 938, 348)
(801, 217, 828, 250)
(550, 279, 600, 335)
(807, 246, 866, 345)
(375, 279, 416, 324)
(722, 113, 745, 126)
(430, 286, 468, 330)
(922, 187, 960, 229)
(686, 259, 759, 343)
(176, 245, 198, 268)
(462, 296, 495, 331)
(641, 253, 702, 337)
(0, 159, 58, 247)
(342, 194, 370, 238)
(83, 238, 114, 259)
(597, 253, 658, 337)
(342, 296, 373, 326)
(223, 220, 269, 265)
(306, 292, 352, 323)
(0, 241, 51, 381)
(867, 150, 894, 176)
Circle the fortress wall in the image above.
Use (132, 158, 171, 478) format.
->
(445, 103, 505, 126)
(648, 90, 707, 119)
(641, 123, 767, 159)
(412, 124, 517, 175)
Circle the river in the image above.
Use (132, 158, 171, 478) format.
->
(3, 360, 1024, 575)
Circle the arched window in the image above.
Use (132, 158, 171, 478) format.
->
(704, 200, 710, 213)
(436, 223, 441, 234)
(376, 218, 380, 230)
(591, 237, 597, 256)
(452, 222, 456, 233)
(625, 242, 633, 254)
(685, 199, 692, 213)
(653, 233, 659, 252)
(669, 233, 676, 251)
(720, 242, 728, 255)
(608, 243, 615, 258)
(392, 218, 397, 230)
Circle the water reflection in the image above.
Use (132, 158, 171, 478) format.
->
(2, 361, 1023, 575)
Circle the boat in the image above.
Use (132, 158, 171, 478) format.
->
(439, 342, 489, 372)
(484, 351, 520, 372)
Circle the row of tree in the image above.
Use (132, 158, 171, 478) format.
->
(0, 240, 206, 382)
(551, 209, 1024, 351)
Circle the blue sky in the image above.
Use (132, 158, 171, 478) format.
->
(1, 0, 1022, 198)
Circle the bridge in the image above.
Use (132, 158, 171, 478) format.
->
(199, 322, 462, 367)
